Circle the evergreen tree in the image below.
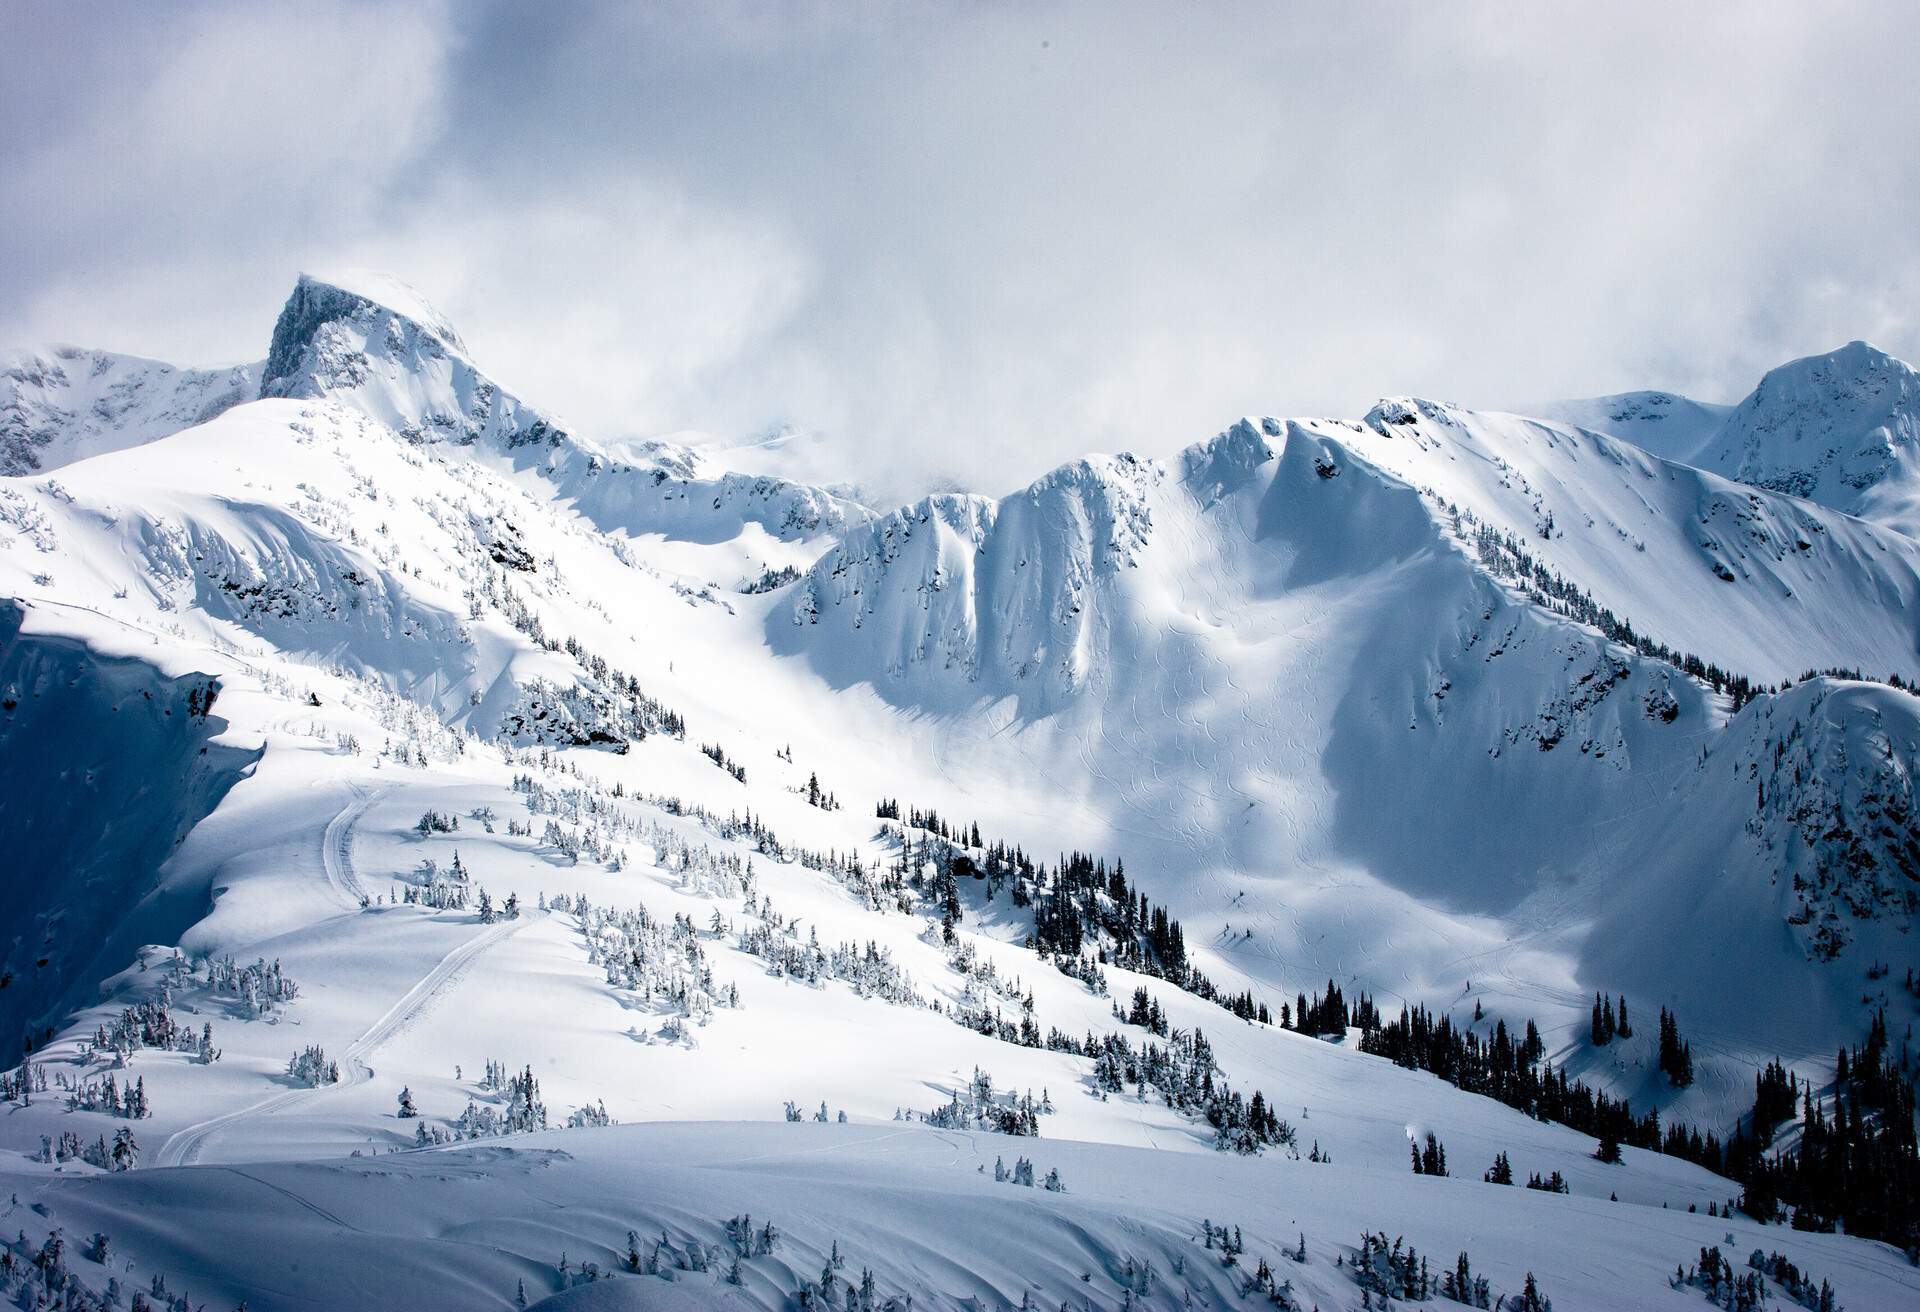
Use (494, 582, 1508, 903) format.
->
(1658, 1008, 1695, 1087)
(1512, 1272, 1552, 1311)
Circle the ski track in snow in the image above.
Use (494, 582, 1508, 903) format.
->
(320, 782, 384, 909)
(156, 910, 538, 1167)
(157, 782, 539, 1166)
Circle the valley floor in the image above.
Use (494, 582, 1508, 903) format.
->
(7, 1120, 1919, 1311)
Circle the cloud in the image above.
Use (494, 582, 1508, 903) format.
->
(4, 2, 1917, 504)
(1, 1, 451, 362)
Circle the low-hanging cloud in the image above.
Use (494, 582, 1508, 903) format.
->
(5, 1, 1917, 504)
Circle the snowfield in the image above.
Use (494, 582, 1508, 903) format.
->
(0, 274, 1915, 1309)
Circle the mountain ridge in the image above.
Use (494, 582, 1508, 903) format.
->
(2, 275, 1917, 1306)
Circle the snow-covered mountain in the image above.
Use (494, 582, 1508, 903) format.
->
(1697, 341, 1920, 538)
(1, 346, 259, 476)
(262, 270, 870, 550)
(1, 276, 1916, 1310)
(1553, 343, 1920, 540)
(779, 406, 1920, 1050)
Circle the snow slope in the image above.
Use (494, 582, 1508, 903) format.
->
(1530, 390, 1733, 467)
(7, 1122, 1918, 1312)
(1, 274, 1916, 1308)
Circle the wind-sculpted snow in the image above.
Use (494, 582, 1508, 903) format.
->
(1698, 341, 1920, 537)
(8, 1121, 1919, 1312)
(1, 346, 259, 476)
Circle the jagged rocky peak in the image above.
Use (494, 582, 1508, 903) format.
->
(258, 270, 568, 451)
(261, 269, 465, 394)
(1704, 340, 1920, 533)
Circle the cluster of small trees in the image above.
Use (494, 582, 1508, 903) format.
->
(34, 1127, 138, 1172)
(739, 563, 802, 594)
(1440, 1249, 1493, 1307)
(416, 1062, 552, 1146)
(563, 892, 735, 1023)
(802, 771, 840, 811)
(0, 1226, 140, 1310)
(86, 1002, 216, 1066)
(879, 802, 1272, 1028)
(1360, 1001, 1689, 1163)
(480, 586, 688, 745)
(637, 791, 880, 904)
(64, 1072, 150, 1119)
(1674, 1246, 1837, 1312)
(738, 901, 918, 1006)
(1352, 1231, 1551, 1311)
(1290, 979, 1379, 1037)
(470, 1061, 547, 1134)
(0, 1063, 45, 1104)
(917, 1068, 1048, 1136)
(1590, 993, 1632, 1045)
(991, 1153, 1064, 1191)
(201, 954, 300, 1017)
(555, 632, 687, 741)
(1350, 1232, 1435, 1303)
(414, 809, 460, 835)
(286, 1045, 340, 1087)
(1731, 1009, 1917, 1246)
(699, 742, 746, 783)
(1410, 1133, 1447, 1176)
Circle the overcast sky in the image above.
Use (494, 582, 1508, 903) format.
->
(6, 2, 1918, 501)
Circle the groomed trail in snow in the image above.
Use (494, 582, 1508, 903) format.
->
(1, 273, 1917, 1309)
(155, 909, 539, 1168)
(320, 783, 382, 909)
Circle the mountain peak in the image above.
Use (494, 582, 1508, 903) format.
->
(257, 270, 572, 453)
(1702, 339, 1920, 534)
(293, 269, 465, 352)
(260, 270, 471, 403)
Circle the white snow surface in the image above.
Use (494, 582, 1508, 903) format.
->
(1529, 390, 1733, 466)
(0, 274, 1916, 1309)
